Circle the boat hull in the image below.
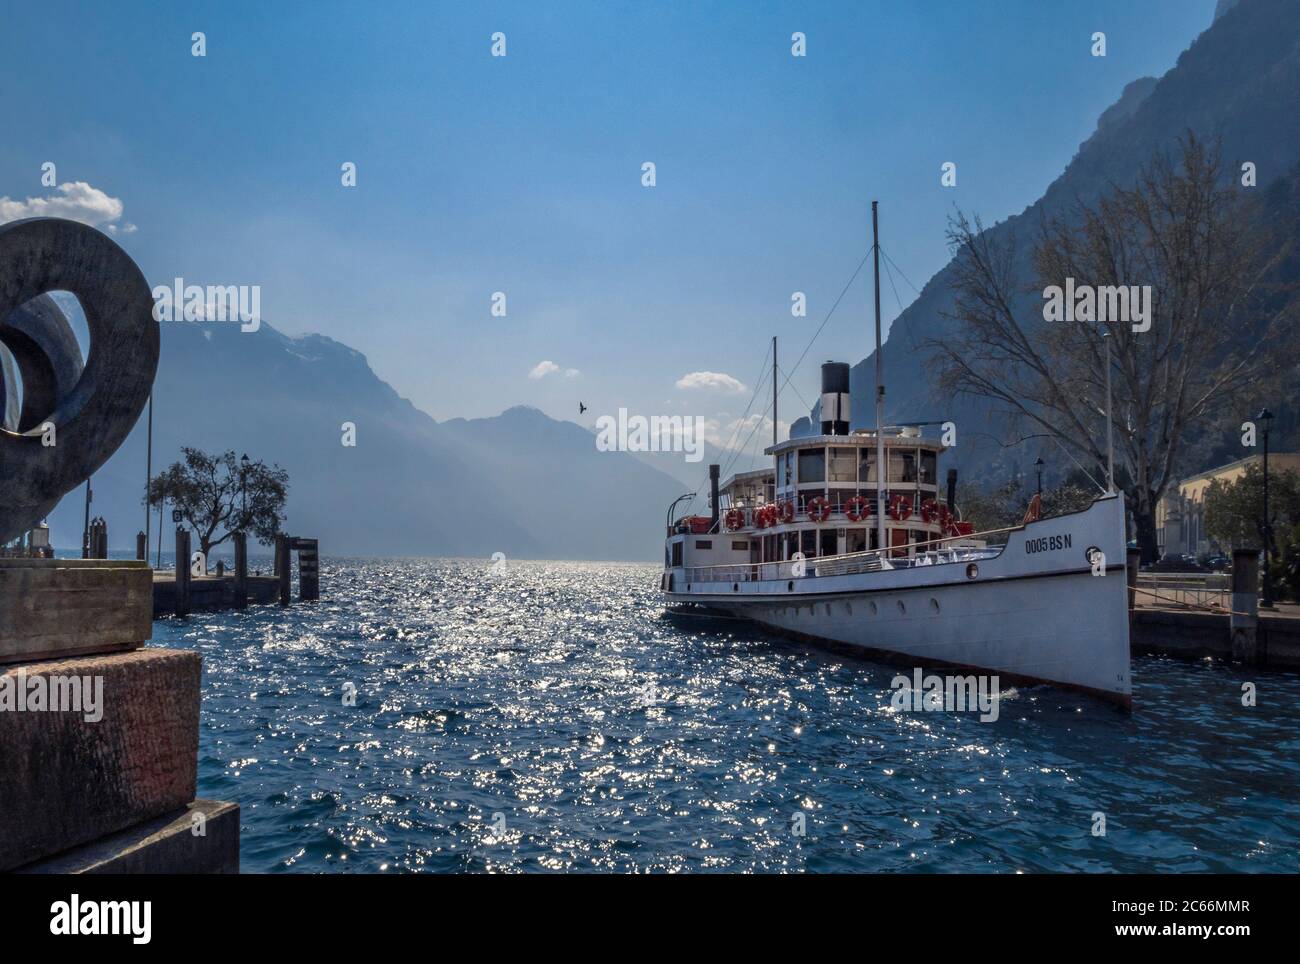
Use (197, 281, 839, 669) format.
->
(664, 495, 1132, 706)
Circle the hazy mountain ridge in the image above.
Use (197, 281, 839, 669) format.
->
(805, 0, 1300, 486)
(48, 321, 684, 561)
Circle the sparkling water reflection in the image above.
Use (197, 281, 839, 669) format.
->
(150, 558, 1300, 873)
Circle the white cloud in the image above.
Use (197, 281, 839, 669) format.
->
(676, 370, 746, 393)
(703, 413, 790, 450)
(564, 368, 580, 378)
(0, 181, 133, 233)
(529, 360, 561, 379)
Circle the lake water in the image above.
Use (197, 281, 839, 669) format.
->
(150, 558, 1300, 873)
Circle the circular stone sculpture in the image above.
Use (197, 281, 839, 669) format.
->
(0, 218, 159, 544)
(0, 293, 85, 432)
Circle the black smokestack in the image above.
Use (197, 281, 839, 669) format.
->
(709, 463, 721, 531)
(820, 361, 850, 435)
(946, 468, 957, 513)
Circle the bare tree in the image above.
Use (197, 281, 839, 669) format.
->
(933, 134, 1297, 563)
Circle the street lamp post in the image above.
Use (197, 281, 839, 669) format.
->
(1257, 408, 1275, 609)
(1034, 457, 1044, 501)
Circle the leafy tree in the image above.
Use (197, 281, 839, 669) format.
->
(932, 134, 1298, 564)
(1279, 523, 1300, 603)
(147, 448, 289, 557)
(1203, 463, 1300, 552)
(956, 471, 1100, 536)
(955, 477, 1026, 533)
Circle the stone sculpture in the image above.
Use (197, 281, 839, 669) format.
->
(0, 217, 158, 543)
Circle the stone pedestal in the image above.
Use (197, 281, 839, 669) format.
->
(16, 800, 239, 874)
(0, 558, 151, 664)
(0, 558, 238, 874)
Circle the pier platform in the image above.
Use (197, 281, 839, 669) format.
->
(1133, 597, 1300, 668)
(152, 569, 280, 617)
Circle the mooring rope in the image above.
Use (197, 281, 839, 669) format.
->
(1132, 585, 1250, 618)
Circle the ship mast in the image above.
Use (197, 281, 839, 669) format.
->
(872, 201, 887, 555)
(772, 335, 778, 449)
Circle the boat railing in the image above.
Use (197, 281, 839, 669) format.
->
(680, 523, 1017, 585)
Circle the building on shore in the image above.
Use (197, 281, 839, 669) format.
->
(1157, 452, 1300, 558)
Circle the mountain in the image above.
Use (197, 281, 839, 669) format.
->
(47, 320, 685, 561)
(808, 0, 1300, 486)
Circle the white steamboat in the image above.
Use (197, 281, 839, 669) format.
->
(661, 204, 1131, 706)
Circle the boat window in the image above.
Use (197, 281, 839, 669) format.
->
(671, 542, 683, 567)
(829, 447, 856, 482)
(731, 540, 748, 551)
(846, 528, 867, 553)
(695, 540, 712, 550)
(859, 448, 877, 482)
(800, 530, 817, 558)
(798, 448, 825, 484)
(889, 450, 917, 483)
(819, 529, 836, 557)
(920, 450, 937, 485)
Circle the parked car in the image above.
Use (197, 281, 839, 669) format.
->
(1148, 553, 1207, 573)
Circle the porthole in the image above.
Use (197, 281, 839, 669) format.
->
(930, 597, 940, 614)
(869, 601, 878, 615)
(897, 600, 907, 615)
(787, 581, 794, 592)
(966, 563, 979, 579)
(732, 583, 739, 592)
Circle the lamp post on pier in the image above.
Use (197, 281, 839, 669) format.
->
(239, 453, 251, 531)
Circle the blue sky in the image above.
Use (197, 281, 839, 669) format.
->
(0, 0, 1215, 444)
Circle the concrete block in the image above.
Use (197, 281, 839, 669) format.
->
(0, 558, 152, 664)
(0, 648, 199, 871)
(16, 800, 239, 874)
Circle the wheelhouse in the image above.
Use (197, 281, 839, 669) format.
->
(717, 428, 955, 565)
(664, 361, 975, 582)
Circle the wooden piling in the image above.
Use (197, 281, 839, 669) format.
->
(87, 518, 107, 559)
(294, 537, 319, 601)
(275, 533, 290, 607)
(1231, 548, 1260, 665)
(233, 531, 248, 610)
(174, 528, 191, 617)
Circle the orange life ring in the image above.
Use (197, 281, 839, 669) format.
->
(779, 501, 795, 523)
(757, 503, 778, 529)
(725, 508, 745, 531)
(845, 495, 870, 522)
(920, 498, 940, 524)
(889, 494, 913, 522)
(807, 496, 831, 523)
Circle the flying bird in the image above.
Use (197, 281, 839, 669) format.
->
(578, 402, 588, 415)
